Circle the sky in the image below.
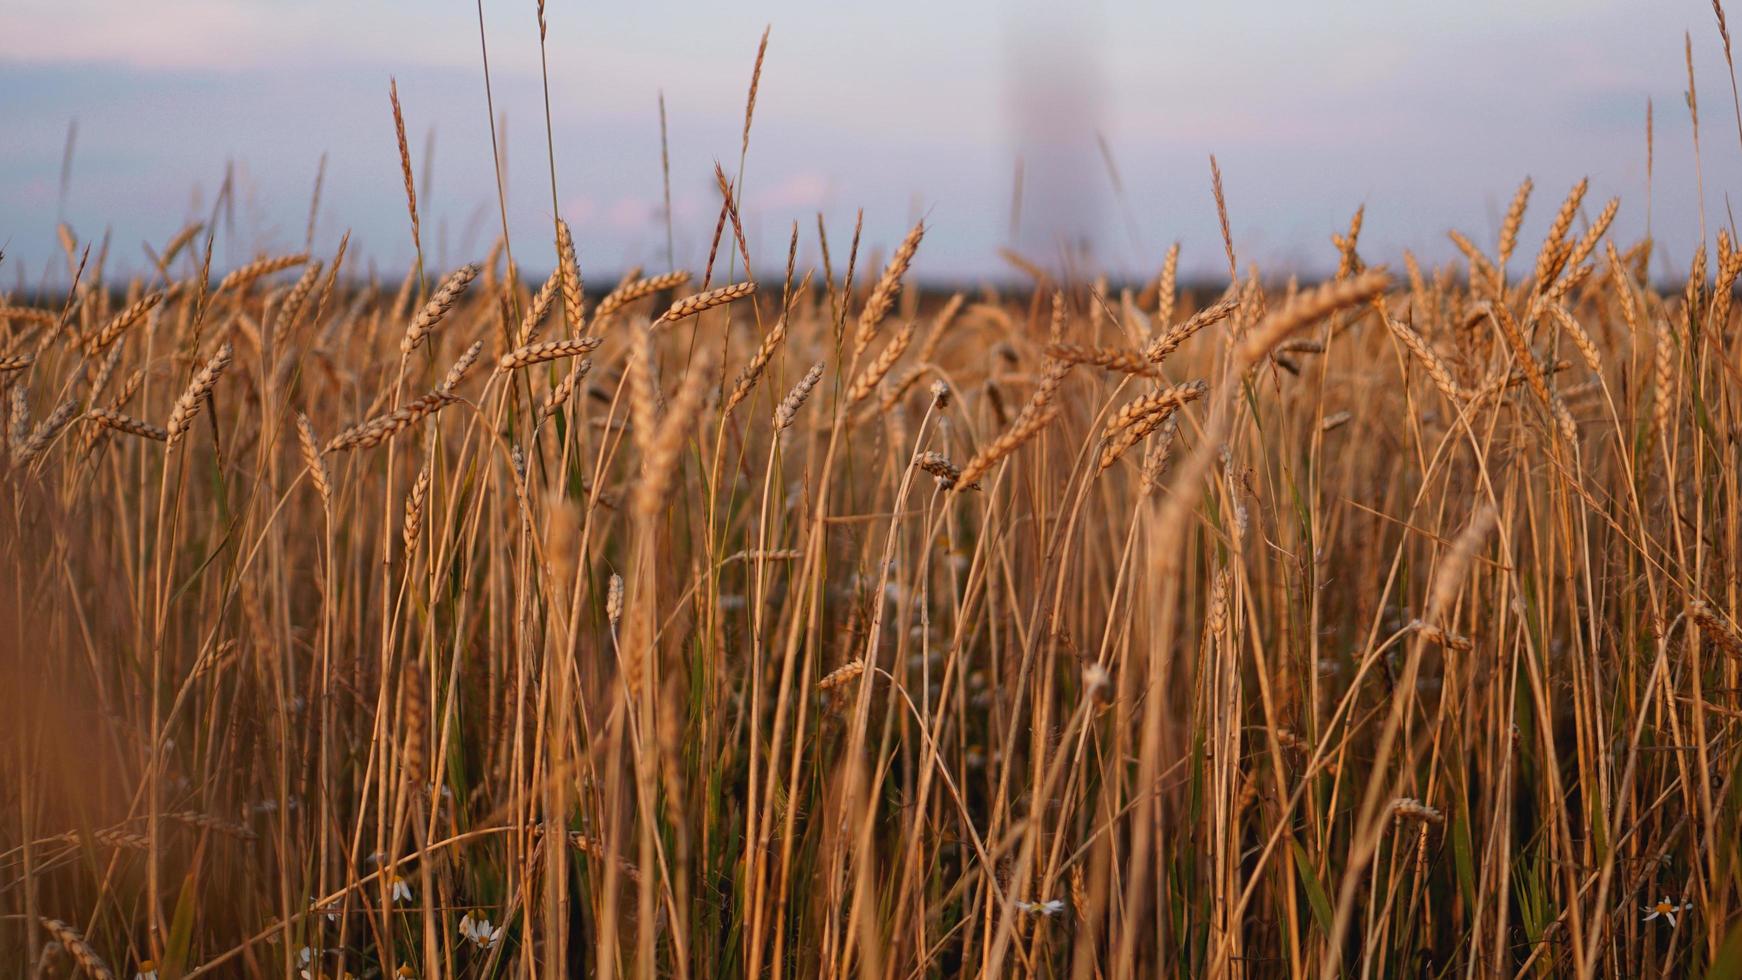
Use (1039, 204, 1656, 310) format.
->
(3, 0, 1741, 286)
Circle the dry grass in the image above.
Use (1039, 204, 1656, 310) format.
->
(7, 187, 1742, 978)
(10, 25, 1742, 980)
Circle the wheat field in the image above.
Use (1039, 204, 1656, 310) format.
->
(9, 22, 1742, 980)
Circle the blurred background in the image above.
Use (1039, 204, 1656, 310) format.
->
(2, 0, 1738, 285)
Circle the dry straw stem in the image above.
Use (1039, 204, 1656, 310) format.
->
(401, 262, 481, 353)
(86, 291, 162, 355)
(854, 219, 925, 355)
(496, 336, 602, 372)
(216, 253, 308, 294)
(659, 281, 756, 324)
(955, 357, 1072, 489)
(86, 408, 167, 443)
(39, 918, 115, 980)
(594, 270, 692, 327)
(324, 389, 456, 453)
(165, 342, 233, 445)
(1048, 341, 1163, 378)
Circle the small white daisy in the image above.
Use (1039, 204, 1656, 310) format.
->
(389, 874, 413, 904)
(1644, 897, 1693, 927)
(133, 960, 158, 980)
(1014, 899, 1067, 917)
(460, 910, 504, 949)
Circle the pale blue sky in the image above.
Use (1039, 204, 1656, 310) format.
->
(2, 0, 1738, 285)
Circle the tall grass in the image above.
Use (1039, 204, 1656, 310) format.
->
(9, 24, 1742, 980)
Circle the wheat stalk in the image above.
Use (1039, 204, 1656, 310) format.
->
(324, 389, 456, 453)
(401, 263, 481, 353)
(556, 217, 585, 332)
(774, 360, 825, 431)
(165, 342, 233, 445)
(217, 253, 308, 293)
(848, 321, 916, 404)
(1049, 342, 1163, 378)
(497, 336, 602, 372)
(85, 291, 161, 355)
(595, 270, 692, 328)
(659, 281, 756, 322)
(956, 358, 1071, 490)
(39, 918, 115, 980)
(854, 220, 925, 355)
(85, 408, 167, 442)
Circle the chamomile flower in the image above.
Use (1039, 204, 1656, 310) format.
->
(133, 960, 158, 980)
(459, 910, 504, 949)
(389, 873, 413, 903)
(1644, 897, 1693, 927)
(1014, 899, 1067, 917)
